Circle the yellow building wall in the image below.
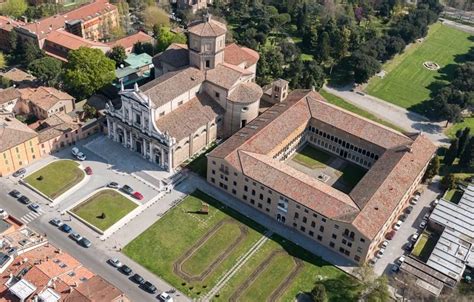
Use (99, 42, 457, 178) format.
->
(0, 137, 41, 176)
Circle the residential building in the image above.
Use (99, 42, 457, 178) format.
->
(207, 89, 436, 265)
(108, 31, 154, 55)
(0, 68, 37, 88)
(0, 16, 23, 52)
(0, 114, 41, 176)
(18, 86, 75, 120)
(106, 15, 262, 172)
(0, 87, 20, 113)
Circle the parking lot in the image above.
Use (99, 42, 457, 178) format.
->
(373, 180, 443, 276)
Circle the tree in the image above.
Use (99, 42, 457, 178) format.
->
(424, 155, 440, 181)
(133, 42, 155, 56)
(441, 174, 456, 190)
(64, 47, 115, 100)
(315, 32, 331, 62)
(1, 0, 28, 18)
(17, 40, 45, 67)
(28, 57, 63, 86)
(301, 61, 325, 90)
(83, 103, 97, 120)
(143, 6, 170, 30)
(458, 127, 471, 157)
(365, 276, 390, 302)
(444, 139, 459, 166)
(0, 52, 5, 70)
(349, 51, 381, 84)
(311, 283, 328, 302)
(8, 30, 17, 54)
(107, 46, 127, 67)
(154, 26, 187, 52)
(459, 136, 474, 167)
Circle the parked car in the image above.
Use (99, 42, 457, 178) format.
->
(414, 191, 421, 198)
(108, 258, 123, 268)
(12, 168, 26, 177)
(397, 256, 406, 265)
(79, 238, 92, 248)
(0, 209, 8, 219)
(368, 258, 378, 267)
(404, 242, 414, 251)
(393, 220, 403, 230)
(119, 265, 132, 275)
(142, 281, 157, 294)
(411, 233, 419, 242)
(410, 197, 418, 205)
(405, 206, 414, 214)
(9, 190, 22, 198)
(107, 182, 119, 189)
(121, 185, 134, 195)
(376, 248, 385, 258)
(28, 203, 40, 212)
(399, 214, 407, 222)
(423, 213, 430, 221)
(419, 220, 427, 229)
(50, 218, 63, 227)
(6, 247, 17, 256)
(385, 230, 396, 240)
(76, 152, 86, 161)
(70, 232, 83, 242)
(158, 292, 174, 302)
(18, 196, 30, 205)
(391, 264, 400, 273)
(84, 166, 93, 175)
(131, 273, 145, 284)
(132, 192, 144, 200)
(381, 240, 389, 249)
(60, 224, 72, 233)
(72, 147, 80, 156)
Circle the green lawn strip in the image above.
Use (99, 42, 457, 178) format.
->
(412, 233, 428, 258)
(181, 222, 242, 277)
(365, 23, 472, 110)
(444, 189, 464, 204)
(340, 163, 367, 189)
(24, 160, 84, 199)
(412, 232, 440, 262)
(123, 190, 265, 298)
(445, 117, 474, 139)
(240, 252, 295, 301)
(320, 90, 405, 132)
(71, 190, 137, 231)
(293, 145, 332, 168)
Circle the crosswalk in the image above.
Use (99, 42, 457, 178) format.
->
(20, 210, 45, 224)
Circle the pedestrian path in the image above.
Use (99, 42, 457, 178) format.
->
(20, 210, 44, 224)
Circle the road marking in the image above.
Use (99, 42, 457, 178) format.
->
(20, 211, 44, 224)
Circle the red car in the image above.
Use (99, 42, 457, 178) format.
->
(84, 167, 93, 175)
(385, 230, 396, 240)
(132, 192, 143, 200)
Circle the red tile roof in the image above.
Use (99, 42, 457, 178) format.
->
(188, 17, 226, 37)
(209, 89, 437, 239)
(45, 30, 109, 51)
(108, 31, 153, 51)
(224, 43, 259, 68)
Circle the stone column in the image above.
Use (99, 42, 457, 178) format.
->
(167, 148, 173, 173)
(113, 122, 118, 142)
(106, 118, 111, 138)
(129, 131, 134, 151)
(123, 129, 128, 147)
(161, 148, 165, 168)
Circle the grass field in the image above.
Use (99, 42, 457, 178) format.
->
(293, 145, 332, 168)
(365, 23, 472, 112)
(123, 190, 357, 300)
(444, 188, 464, 204)
(340, 164, 367, 189)
(412, 232, 439, 262)
(71, 190, 137, 231)
(320, 90, 405, 132)
(445, 117, 474, 138)
(24, 160, 84, 199)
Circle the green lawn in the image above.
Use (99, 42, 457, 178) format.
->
(293, 145, 332, 168)
(365, 23, 472, 112)
(444, 189, 464, 204)
(412, 232, 440, 262)
(340, 163, 367, 190)
(445, 117, 474, 139)
(123, 190, 356, 300)
(320, 90, 405, 132)
(24, 160, 84, 199)
(71, 190, 137, 231)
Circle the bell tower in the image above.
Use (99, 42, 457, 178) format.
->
(187, 14, 227, 70)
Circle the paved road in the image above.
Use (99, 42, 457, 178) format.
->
(373, 179, 443, 276)
(323, 85, 450, 146)
(440, 18, 474, 34)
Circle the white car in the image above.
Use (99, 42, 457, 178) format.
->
(76, 152, 86, 161)
(158, 292, 174, 302)
(71, 147, 80, 156)
(0, 208, 8, 219)
(394, 220, 403, 230)
(419, 220, 427, 229)
(376, 248, 385, 258)
(381, 240, 389, 248)
(397, 256, 406, 265)
(411, 233, 419, 242)
(108, 258, 123, 268)
(410, 197, 418, 205)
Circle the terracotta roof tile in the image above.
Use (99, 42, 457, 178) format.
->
(227, 82, 263, 104)
(152, 43, 189, 69)
(19, 86, 74, 111)
(155, 93, 224, 141)
(0, 115, 38, 152)
(206, 63, 252, 90)
(0, 87, 20, 105)
(1, 68, 36, 83)
(224, 43, 259, 67)
(65, 275, 125, 302)
(108, 31, 153, 50)
(188, 18, 226, 37)
(45, 30, 109, 51)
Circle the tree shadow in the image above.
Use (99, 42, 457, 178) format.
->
(317, 274, 361, 301)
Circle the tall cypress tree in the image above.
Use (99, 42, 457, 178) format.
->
(457, 127, 470, 157)
(444, 138, 459, 166)
(459, 136, 474, 168)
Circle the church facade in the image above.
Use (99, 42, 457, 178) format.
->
(106, 16, 262, 172)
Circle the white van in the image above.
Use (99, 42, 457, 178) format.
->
(71, 147, 80, 156)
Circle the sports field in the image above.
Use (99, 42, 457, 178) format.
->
(123, 190, 359, 300)
(366, 23, 472, 112)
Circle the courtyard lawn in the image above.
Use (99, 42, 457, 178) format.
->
(24, 160, 84, 199)
(340, 163, 367, 190)
(71, 190, 137, 231)
(320, 90, 405, 132)
(293, 145, 332, 168)
(412, 232, 440, 262)
(365, 23, 472, 112)
(123, 190, 356, 300)
(444, 189, 464, 204)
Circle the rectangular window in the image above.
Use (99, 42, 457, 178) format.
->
(215, 92, 220, 98)
(232, 189, 236, 195)
(317, 235, 322, 241)
(302, 217, 307, 223)
(335, 224, 339, 229)
(258, 203, 262, 208)
(319, 226, 324, 232)
(332, 234, 337, 239)
(250, 199, 255, 205)
(294, 212, 299, 219)
(244, 185, 248, 192)
(277, 197, 288, 213)
(311, 221, 315, 227)
(309, 231, 314, 237)
(267, 198, 271, 204)
(354, 255, 361, 262)
(211, 177, 215, 183)
(322, 218, 327, 223)
(259, 193, 263, 200)
(205, 60, 210, 68)
(329, 242, 335, 248)
(265, 208, 270, 212)
(243, 195, 247, 200)
(300, 226, 305, 232)
(251, 189, 255, 196)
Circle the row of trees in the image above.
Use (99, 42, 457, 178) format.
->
(444, 127, 474, 167)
